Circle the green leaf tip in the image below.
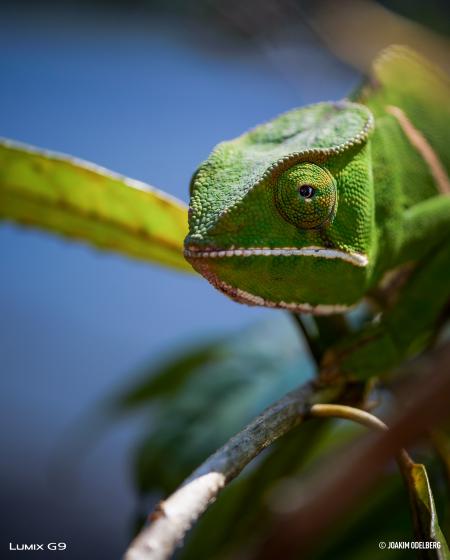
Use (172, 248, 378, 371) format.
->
(0, 138, 193, 272)
(407, 462, 450, 559)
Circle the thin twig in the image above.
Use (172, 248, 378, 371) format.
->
(315, 315, 350, 348)
(310, 404, 447, 554)
(125, 341, 450, 560)
(310, 403, 414, 477)
(124, 381, 341, 560)
(252, 341, 450, 559)
(310, 403, 388, 431)
(290, 313, 322, 365)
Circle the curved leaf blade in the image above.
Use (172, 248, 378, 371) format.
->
(0, 138, 192, 272)
(406, 462, 450, 559)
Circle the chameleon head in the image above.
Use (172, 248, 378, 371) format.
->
(185, 101, 376, 315)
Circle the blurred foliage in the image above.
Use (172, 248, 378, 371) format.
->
(111, 315, 313, 494)
(109, 315, 450, 558)
(1, 135, 448, 557)
(2, 1, 450, 555)
(378, 0, 450, 35)
(3, 0, 449, 38)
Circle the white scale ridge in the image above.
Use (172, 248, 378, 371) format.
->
(184, 245, 369, 267)
(215, 279, 356, 316)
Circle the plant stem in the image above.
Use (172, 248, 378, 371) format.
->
(310, 403, 415, 474)
(123, 381, 341, 560)
(290, 313, 322, 365)
(252, 344, 450, 560)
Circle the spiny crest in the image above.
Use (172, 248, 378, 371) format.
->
(353, 44, 450, 174)
(371, 45, 449, 85)
(354, 44, 450, 112)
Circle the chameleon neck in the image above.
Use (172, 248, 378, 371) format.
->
(369, 111, 444, 280)
(353, 46, 450, 281)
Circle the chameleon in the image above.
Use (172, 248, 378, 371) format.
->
(184, 46, 450, 379)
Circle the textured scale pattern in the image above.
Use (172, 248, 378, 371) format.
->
(185, 46, 450, 319)
(188, 101, 373, 242)
(274, 163, 337, 229)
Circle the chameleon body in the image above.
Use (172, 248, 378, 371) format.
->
(185, 46, 450, 377)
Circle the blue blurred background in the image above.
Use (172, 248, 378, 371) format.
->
(1, 1, 447, 558)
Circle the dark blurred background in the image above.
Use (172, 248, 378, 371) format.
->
(1, 1, 449, 558)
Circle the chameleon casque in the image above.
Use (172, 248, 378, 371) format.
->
(184, 46, 450, 378)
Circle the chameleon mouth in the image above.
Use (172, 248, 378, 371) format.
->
(184, 246, 368, 267)
(215, 278, 356, 315)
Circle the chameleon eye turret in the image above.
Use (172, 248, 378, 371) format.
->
(274, 163, 337, 229)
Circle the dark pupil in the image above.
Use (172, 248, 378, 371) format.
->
(298, 184, 315, 199)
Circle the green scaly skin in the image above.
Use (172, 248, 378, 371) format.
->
(185, 46, 450, 379)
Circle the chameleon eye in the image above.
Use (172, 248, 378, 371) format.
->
(298, 184, 315, 199)
(274, 163, 337, 229)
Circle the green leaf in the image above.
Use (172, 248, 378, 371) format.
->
(0, 138, 192, 271)
(406, 462, 450, 559)
(115, 340, 227, 410)
(118, 316, 312, 494)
